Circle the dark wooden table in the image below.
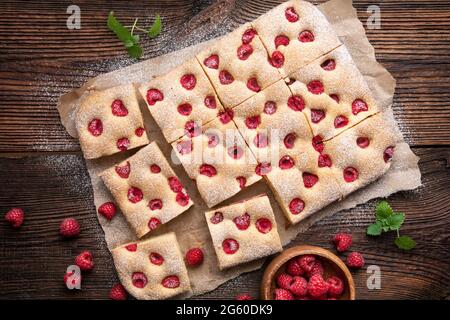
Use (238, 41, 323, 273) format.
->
(0, 0, 449, 300)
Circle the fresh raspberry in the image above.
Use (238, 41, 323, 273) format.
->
(327, 276, 344, 297)
(307, 261, 324, 277)
(204, 95, 217, 109)
(235, 293, 253, 300)
(206, 132, 220, 148)
(180, 74, 196, 90)
(384, 146, 395, 163)
(269, 51, 285, 68)
(150, 164, 161, 173)
(311, 109, 326, 123)
(148, 199, 163, 211)
(184, 120, 201, 138)
(5, 208, 24, 228)
(115, 161, 130, 179)
(109, 283, 127, 300)
(279, 155, 295, 170)
(162, 276, 180, 288)
(346, 252, 365, 269)
(148, 217, 161, 230)
(253, 133, 268, 148)
(210, 212, 223, 224)
(274, 288, 294, 300)
(312, 135, 324, 153)
(203, 54, 219, 69)
(59, 218, 80, 238)
(275, 35, 290, 48)
(321, 59, 336, 71)
(98, 202, 116, 220)
(285, 7, 299, 22)
(264, 101, 277, 115)
(228, 146, 244, 160)
(116, 137, 130, 151)
(255, 162, 271, 176)
(168, 177, 183, 193)
(289, 198, 305, 215)
(298, 30, 315, 43)
(149, 252, 164, 265)
(298, 255, 316, 272)
(318, 154, 332, 168)
(307, 274, 329, 298)
(247, 77, 261, 92)
(255, 218, 272, 234)
(343, 167, 358, 183)
(111, 99, 128, 117)
(218, 109, 234, 124)
(286, 258, 304, 276)
(177, 103, 192, 116)
(233, 212, 250, 230)
(290, 276, 308, 296)
(357, 137, 370, 148)
(64, 270, 82, 288)
(237, 44, 253, 60)
(222, 238, 239, 254)
(287, 95, 305, 111)
(334, 115, 349, 128)
(284, 132, 296, 149)
(276, 273, 293, 290)
(125, 243, 137, 252)
(242, 28, 257, 44)
(176, 140, 192, 155)
(329, 94, 340, 103)
(333, 233, 353, 252)
(75, 251, 94, 271)
(307, 80, 324, 95)
(88, 119, 103, 136)
(146, 88, 164, 105)
(219, 70, 234, 85)
(236, 176, 246, 189)
(185, 248, 204, 267)
(352, 99, 368, 115)
(199, 164, 217, 177)
(135, 127, 145, 137)
(127, 187, 143, 203)
(176, 191, 190, 207)
(302, 172, 319, 188)
(245, 115, 261, 129)
(132, 272, 148, 288)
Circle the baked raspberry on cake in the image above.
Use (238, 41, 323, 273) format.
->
(251, 0, 341, 77)
(138, 57, 224, 143)
(205, 195, 282, 270)
(287, 45, 380, 141)
(172, 114, 261, 208)
(76, 84, 149, 159)
(111, 232, 191, 300)
(196, 23, 282, 109)
(100, 142, 193, 238)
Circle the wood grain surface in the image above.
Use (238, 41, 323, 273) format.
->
(0, 0, 449, 300)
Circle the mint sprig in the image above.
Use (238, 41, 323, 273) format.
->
(367, 200, 416, 250)
(147, 14, 162, 38)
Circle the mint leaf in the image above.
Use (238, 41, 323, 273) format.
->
(147, 14, 162, 38)
(107, 11, 142, 59)
(367, 221, 382, 236)
(386, 213, 405, 231)
(395, 236, 416, 250)
(126, 45, 143, 59)
(375, 200, 394, 220)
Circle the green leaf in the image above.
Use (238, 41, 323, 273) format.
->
(107, 11, 142, 59)
(367, 221, 382, 236)
(147, 14, 162, 38)
(375, 200, 394, 220)
(386, 213, 405, 231)
(126, 45, 143, 59)
(395, 236, 416, 250)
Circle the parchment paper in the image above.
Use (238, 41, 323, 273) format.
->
(57, 0, 421, 298)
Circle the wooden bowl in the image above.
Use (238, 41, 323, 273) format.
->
(261, 245, 355, 300)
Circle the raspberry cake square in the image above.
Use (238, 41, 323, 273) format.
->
(171, 112, 261, 208)
(76, 84, 149, 159)
(205, 194, 282, 270)
(112, 232, 191, 300)
(100, 142, 193, 238)
(287, 45, 380, 141)
(138, 57, 224, 143)
(252, 0, 341, 77)
(321, 113, 397, 196)
(196, 23, 282, 109)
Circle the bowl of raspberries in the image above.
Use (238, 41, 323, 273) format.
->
(261, 245, 355, 300)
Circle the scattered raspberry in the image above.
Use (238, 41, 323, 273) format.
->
(236, 176, 247, 189)
(287, 95, 305, 111)
(115, 161, 130, 179)
(222, 238, 239, 254)
(346, 252, 365, 269)
(218, 109, 234, 124)
(275, 35, 290, 48)
(228, 146, 244, 160)
(357, 137, 370, 148)
(246, 77, 261, 92)
(180, 74, 196, 90)
(263, 101, 277, 115)
(269, 51, 285, 68)
(245, 115, 261, 129)
(307, 261, 324, 277)
(237, 44, 253, 60)
(219, 70, 234, 85)
(384, 146, 395, 163)
(343, 167, 359, 183)
(203, 54, 219, 69)
(5, 208, 24, 228)
(98, 202, 116, 220)
(199, 164, 217, 177)
(88, 119, 103, 136)
(289, 198, 305, 215)
(64, 270, 82, 288)
(162, 275, 181, 288)
(255, 218, 272, 234)
(176, 191, 190, 207)
(149, 252, 164, 265)
(185, 248, 204, 267)
(135, 127, 145, 137)
(111, 99, 128, 117)
(255, 162, 271, 176)
(307, 80, 324, 95)
(127, 187, 143, 203)
(59, 218, 80, 238)
(210, 212, 223, 224)
(176, 140, 193, 155)
(109, 283, 127, 300)
(146, 88, 164, 105)
(312, 135, 324, 153)
(116, 137, 130, 151)
(75, 251, 94, 271)
(311, 109, 326, 123)
(290, 276, 308, 297)
(333, 233, 353, 252)
(148, 199, 163, 211)
(148, 217, 161, 230)
(184, 120, 201, 138)
(177, 103, 193, 116)
(302, 172, 319, 188)
(318, 154, 332, 168)
(150, 164, 161, 173)
(132, 272, 148, 288)
(286, 258, 304, 276)
(253, 133, 268, 148)
(298, 30, 315, 43)
(334, 115, 349, 128)
(279, 155, 295, 170)
(298, 255, 316, 272)
(352, 99, 368, 115)
(235, 293, 253, 300)
(242, 28, 257, 44)
(233, 212, 250, 230)
(276, 273, 293, 290)
(125, 243, 137, 252)
(327, 276, 344, 297)
(274, 288, 294, 300)
(285, 7, 299, 22)
(168, 177, 183, 193)
(284, 132, 296, 149)
(207, 133, 220, 148)
(321, 59, 336, 71)
(307, 274, 329, 298)
(204, 95, 217, 109)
